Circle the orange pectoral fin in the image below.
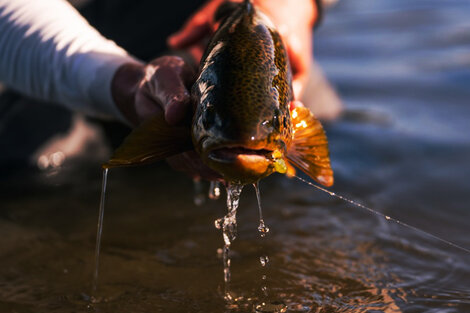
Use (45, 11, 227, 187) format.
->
(286, 106, 334, 187)
(103, 112, 193, 169)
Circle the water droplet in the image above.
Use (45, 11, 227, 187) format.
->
(224, 267, 231, 283)
(214, 218, 224, 229)
(260, 255, 269, 267)
(253, 183, 270, 237)
(218, 183, 244, 294)
(208, 181, 222, 200)
(216, 248, 223, 257)
(258, 221, 270, 237)
(223, 232, 232, 246)
(262, 275, 266, 280)
(224, 292, 234, 302)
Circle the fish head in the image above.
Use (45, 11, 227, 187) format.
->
(192, 95, 292, 184)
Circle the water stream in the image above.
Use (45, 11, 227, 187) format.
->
(253, 182, 287, 313)
(92, 168, 108, 295)
(214, 182, 243, 302)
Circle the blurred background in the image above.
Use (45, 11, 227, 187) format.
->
(0, 0, 469, 312)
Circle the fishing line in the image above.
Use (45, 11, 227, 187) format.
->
(294, 176, 470, 255)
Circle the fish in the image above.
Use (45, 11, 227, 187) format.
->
(103, 0, 334, 187)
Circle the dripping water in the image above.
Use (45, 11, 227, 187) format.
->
(254, 182, 269, 297)
(209, 181, 222, 200)
(215, 182, 243, 302)
(253, 183, 286, 313)
(259, 255, 269, 267)
(92, 168, 108, 294)
(254, 182, 270, 237)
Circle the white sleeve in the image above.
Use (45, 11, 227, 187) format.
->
(0, 0, 141, 122)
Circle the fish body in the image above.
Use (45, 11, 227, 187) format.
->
(104, 0, 334, 187)
(192, 0, 292, 183)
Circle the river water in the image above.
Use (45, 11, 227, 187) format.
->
(1, 0, 470, 312)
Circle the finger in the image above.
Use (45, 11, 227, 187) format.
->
(134, 90, 163, 124)
(146, 65, 191, 126)
(165, 90, 191, 126)
(168, 14, 212, 49)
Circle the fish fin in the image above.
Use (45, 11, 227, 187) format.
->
(103, 112, 192, 169)
(286, 107, 334, 187)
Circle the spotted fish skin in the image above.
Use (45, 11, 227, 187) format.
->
(192, 0, 293, 160)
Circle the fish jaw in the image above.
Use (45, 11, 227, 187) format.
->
(206, 147, 275, 184)
(200, 142, 287, 184)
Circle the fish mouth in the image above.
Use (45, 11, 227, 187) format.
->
(208, 147, 273, 163)
(205, 146, 278, 183)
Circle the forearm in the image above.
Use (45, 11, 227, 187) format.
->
(0, 0, 140, 122)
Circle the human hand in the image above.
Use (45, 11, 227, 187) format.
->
(167, 0, 318, 98)
(111, 56, 195, 127)
(111, 55, 221, 180)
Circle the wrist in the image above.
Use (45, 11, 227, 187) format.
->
(111, 62, 146, 126)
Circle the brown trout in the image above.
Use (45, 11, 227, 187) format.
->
(104, 0, 333, 187)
